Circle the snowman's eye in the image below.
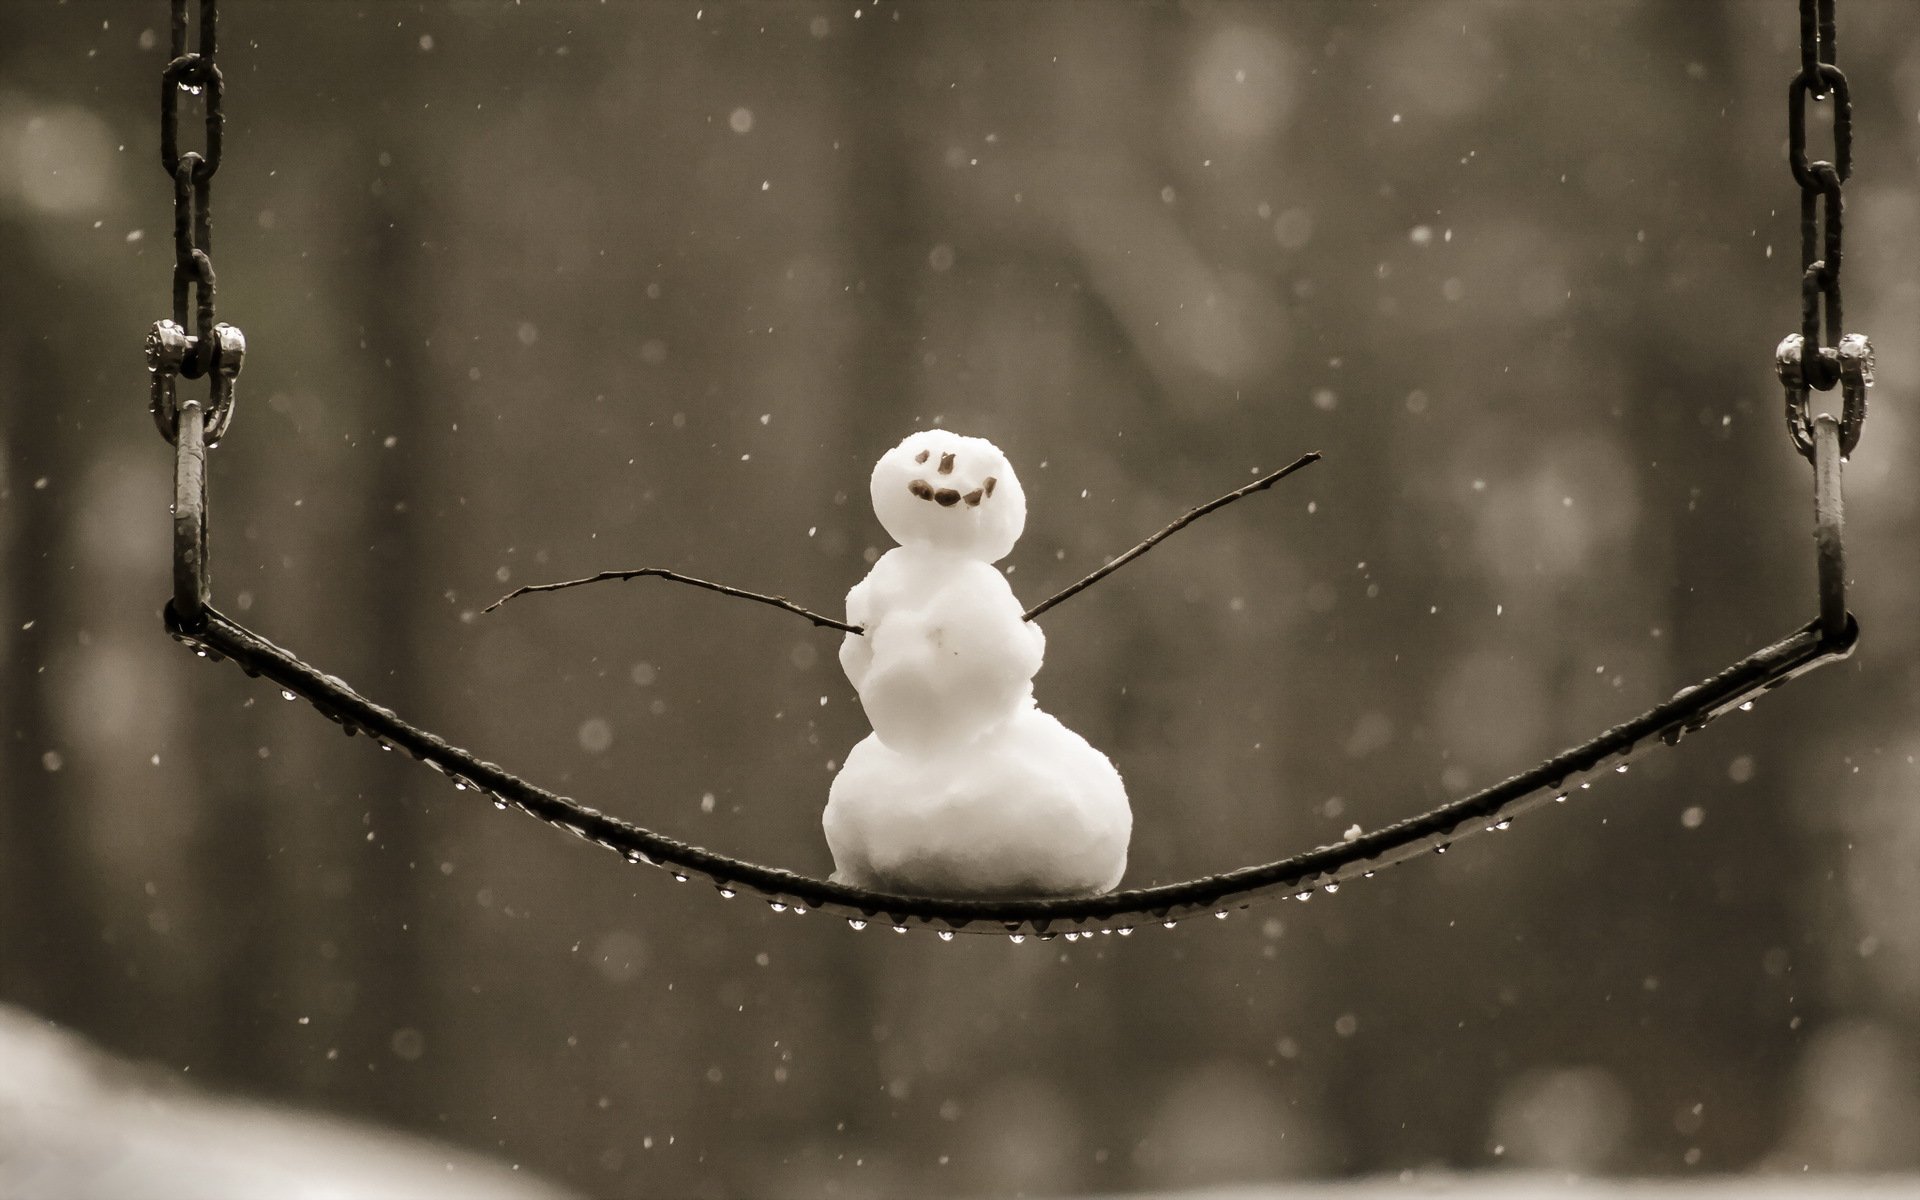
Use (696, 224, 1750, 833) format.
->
(914, 450, 929, 464)
(983, 476, 997, 497)
(908, 479, 934, 500)
(938, 452, 956, 475)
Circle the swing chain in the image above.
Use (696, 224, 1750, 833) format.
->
(1778, 0, 1869, 459)
(149, 0, 244, 448)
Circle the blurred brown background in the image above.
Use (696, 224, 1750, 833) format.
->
(4, 1, 1920, 1196)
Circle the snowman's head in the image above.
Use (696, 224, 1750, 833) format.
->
(870, 430, 1027, 561)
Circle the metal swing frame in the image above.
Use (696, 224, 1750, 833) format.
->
(146, 0, 1871, 937)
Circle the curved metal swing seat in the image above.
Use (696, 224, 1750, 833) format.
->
(167, 601, 1854, 936)
(144, 0, 1871, 939)
(155, 389, 1862, 937)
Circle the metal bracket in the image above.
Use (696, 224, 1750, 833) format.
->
(172, 396, 209, 631)
(1812, 413, 1848, 645)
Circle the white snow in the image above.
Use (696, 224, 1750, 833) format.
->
(1087, 1179, 1920, 1200)
(0, 1004, 569, 1200)
(867, 429, 1026, 563)
(825, 431, 1131, 898)
(838, 548, 1042, 755)
(828, 706, 1129, 897)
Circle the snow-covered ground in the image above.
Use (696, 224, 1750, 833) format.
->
(1115, 1181, 1920, 1199)
(0, 1006, 570, 1200)
(7, 1002, 1915, 1200)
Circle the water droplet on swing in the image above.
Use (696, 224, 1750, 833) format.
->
(1117, 927, 1134, 936)
(1554, 793, 1568, 802)
(792, 906, 808, 916)
(937, 930, 955, 941)
(1008, 933, 1026, 943)
(1063, 931, 1081, 941)
(847, 918, 867, 931)
(716, 887, 736, 899)
(625, 849, 653, 866)
(1739, 701, 1755, 712)
(453, 779, 468, 790)
(1214, 911, 1230, 920)
(671, 873, 688, 883)
(1615, 764, 1630, 774)
(1435, 843, 1450, 854)
(1494, 819, 1512, 831)
(891, 924, 908, 934)
(380, 742, 393, 751)
(769, 901, 787, 912)
(1162, 921, 1177, 929)
(1362, 870, 1376, 878)
(1323, 882, 1340, 893)
(492, 799, 507, 810)
(1295, 891, 1311, 902)
(1581, 781, 1592, 790)
(281, 689, 296, 701)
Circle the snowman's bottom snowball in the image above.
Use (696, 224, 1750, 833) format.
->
(824, 708, 1130, 899)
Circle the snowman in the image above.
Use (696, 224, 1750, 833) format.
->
(824, 430, 1131, 899)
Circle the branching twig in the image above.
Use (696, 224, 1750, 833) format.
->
(1020, 451, 1322, 623)
(484, 568, 862, 634)
(487, 451, 1319, 635)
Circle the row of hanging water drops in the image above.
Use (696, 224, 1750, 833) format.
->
(279, 666, 1698, 941)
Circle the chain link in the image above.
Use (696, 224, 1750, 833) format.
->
(1778, 0, 1870, 458)
(148, 0, 243, 447)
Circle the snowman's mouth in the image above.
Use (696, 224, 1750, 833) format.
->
(907, 476, 996, 508)
(906, 448, 998, 508)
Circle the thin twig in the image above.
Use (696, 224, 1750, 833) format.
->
(484, 568, 862, 634)
(486, 451, 1319, 634)
(1020, 451, 1322, 623)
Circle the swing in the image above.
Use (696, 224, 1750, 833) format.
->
(145, 0, 1872, 937)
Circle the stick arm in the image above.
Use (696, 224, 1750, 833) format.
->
(1020, 451, 1321, 623)
(485, 567, 863, 635)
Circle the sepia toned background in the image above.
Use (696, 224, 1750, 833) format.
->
(4, 1, 1920, 1195)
